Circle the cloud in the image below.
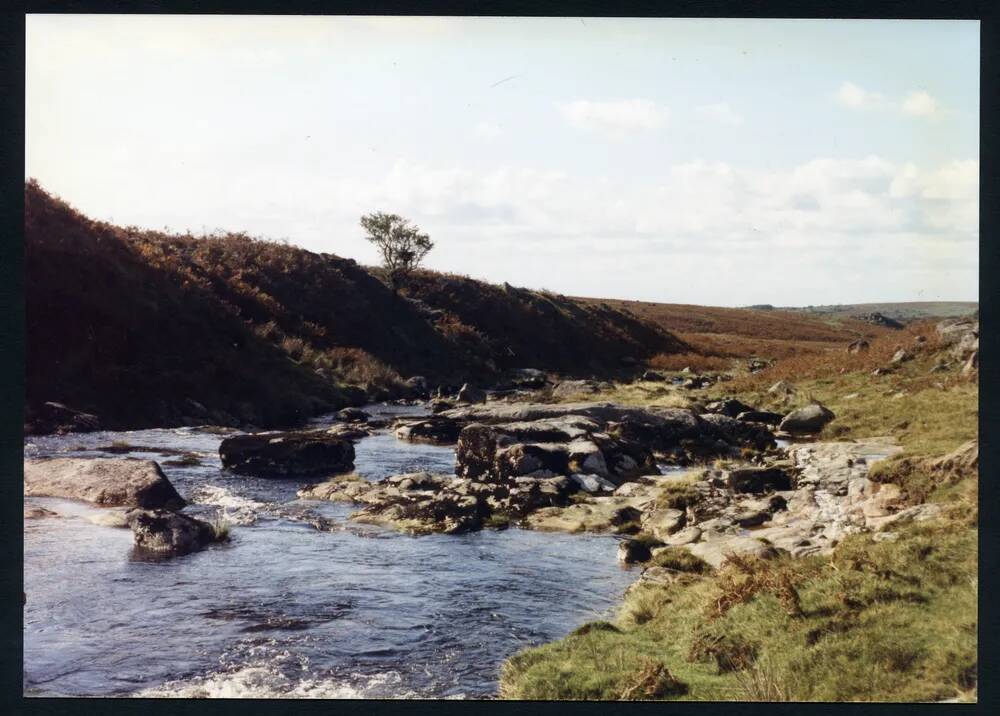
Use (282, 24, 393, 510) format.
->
(835, 81, 885, 110)
(836, 81, 943, 119)
(901, 90, 941, 117)
(695, 102, 744, 125)
(557, 99, 668, 139)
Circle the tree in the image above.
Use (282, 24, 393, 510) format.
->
(360, 211, 434, 286)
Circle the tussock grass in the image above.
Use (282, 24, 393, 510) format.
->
(501, 521, 977, 701)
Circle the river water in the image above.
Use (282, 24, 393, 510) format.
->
(23, 405, 637, 698)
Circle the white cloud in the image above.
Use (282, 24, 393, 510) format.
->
(836, 81, 943, 119)
(557, 99, 668, 139)
(473, 121, 504, 141)
(695, 102, 744, 125)
(835, 81, 885, 110)
(901, 90, 941, 117)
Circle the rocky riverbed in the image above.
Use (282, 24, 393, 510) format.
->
(23, 395, 935, 698)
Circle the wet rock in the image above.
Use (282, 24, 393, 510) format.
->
(219, 431, 355, 478)
(326, 423, 373, 441)
(778, 404, 835, 435)
(86, 508, 131, 528)
(24, 458, 186, 509)
(394, 416, 462, 444)
(726, 466, 793, 494)
(430, 399, 455, 414)
(24, 401, 100, 436)
(457, 383, 486, 404)
(336, 407, 370, 423)
(126, 508, 222, 555)
(24, 504, 57, 520)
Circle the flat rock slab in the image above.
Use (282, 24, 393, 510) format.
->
(24, 458, 185, 509)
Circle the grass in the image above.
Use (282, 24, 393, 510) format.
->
(501, 338, 978, 702)
(500, 520, 977, 701)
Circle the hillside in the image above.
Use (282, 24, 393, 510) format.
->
(573, 297, 891, 370)
(24, 182, 685, 431)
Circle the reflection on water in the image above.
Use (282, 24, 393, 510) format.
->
(24, 408, 636, 698)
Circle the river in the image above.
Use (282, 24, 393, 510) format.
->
(23, 404, 637, 698)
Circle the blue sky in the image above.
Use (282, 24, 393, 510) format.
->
(26, 16, 979, 305)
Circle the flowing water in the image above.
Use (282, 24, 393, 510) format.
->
(23, 404, 637, 698)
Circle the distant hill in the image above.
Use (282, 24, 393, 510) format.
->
(25, 181, 685, 430)
(573, 297, 892, 365)
(779, 302, 978, 323)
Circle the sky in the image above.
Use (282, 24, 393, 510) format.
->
(25, 15, 979, 306)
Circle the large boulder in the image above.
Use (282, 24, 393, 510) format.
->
(219, 431, 355, 478)
(736, 410, 784, 426)
(778, 404, 835, 435)
(394, 416, 462, 444)
(126, 508, 221, 555)
(23, 458, 185, 509)
(336, 407, 370, 423)
(455, 416, 657, 485)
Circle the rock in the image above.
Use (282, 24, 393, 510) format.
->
(847, 339, 870, 354)
(664, 526, 702, 546)
(778, 404, 835, 435)
(644, 508, 686, 539)
(403, 376, 429, 398)
(641, 370, 665, 382)
(24, 504, 57, 520)
(126, 508, 221, 555)
(326, 424, 372, 441)
(336, 407, 370, 423)
(962, 350, 978, 376)
(936, 318, 978, 347)
(734, 509, 769, 527)
(86, 508, 131, 528)
(700, 414, 776, 451)
(511, 368, 548, 388)
(705, 398, 756, 418)
(726, 466, 793, 494)
(430, 399, 455, 413)
(24, 458, 186, 509)
(747, 358, 769, 373)
(394, 416, 462, 444)
(618, 539, 653, 564)
(854, 312, 903, 329)
(736, 410, 783, 426)
(24, 402, 100, 436)
(872, 367, 892, 377)
(551, 380, 603, 399)
(889, 348, 910, 365)
(219, 431, 355, 478)
(768, 381, 796, 396)
(455, 416, 657, 485)
(569, 473, 617, 493)
(687, 536, 782, 569)
(457, 383, 486, 404)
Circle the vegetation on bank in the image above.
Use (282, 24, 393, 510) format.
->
(25, 181, 682, 430)
(501, 328, 978, 702)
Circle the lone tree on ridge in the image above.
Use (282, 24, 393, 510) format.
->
(360, 211, 434, 287)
